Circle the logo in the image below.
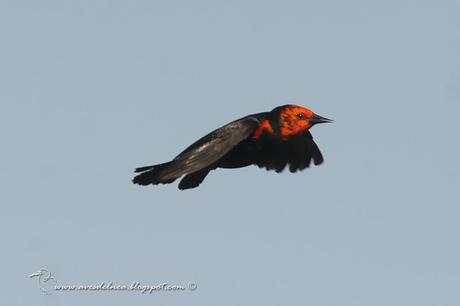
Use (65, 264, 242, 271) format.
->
(29, 269, 57, 295)
(29, 268, 197, 295)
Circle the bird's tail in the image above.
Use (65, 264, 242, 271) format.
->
(132, 161, 177, 186)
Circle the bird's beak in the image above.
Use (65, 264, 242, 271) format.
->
(310, 114, 334, 125)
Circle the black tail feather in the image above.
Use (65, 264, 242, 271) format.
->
(134, 165, 156, 173)
(132, 161, 176, 186)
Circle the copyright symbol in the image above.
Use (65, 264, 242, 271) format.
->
(188, 282, 197, 291)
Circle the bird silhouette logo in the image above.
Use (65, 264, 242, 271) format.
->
(29, 269, 57, 295)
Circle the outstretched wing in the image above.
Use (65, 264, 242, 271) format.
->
(158, 115, 264, 181)
(255, 131, 324, 173)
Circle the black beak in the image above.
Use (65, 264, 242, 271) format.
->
(310, 114, 334, 125)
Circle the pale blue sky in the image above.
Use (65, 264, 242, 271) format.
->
(1, 0, 459, 305)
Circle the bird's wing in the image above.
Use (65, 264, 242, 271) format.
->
(255, 131, 324, 173)
(158, 114, 264, 180)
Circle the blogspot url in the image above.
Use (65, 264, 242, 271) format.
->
(54, 281, 198, 294)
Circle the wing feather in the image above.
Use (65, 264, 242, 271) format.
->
(256, 131, 324, 173)
(158, 115, 262, 180)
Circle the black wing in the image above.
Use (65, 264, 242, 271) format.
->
(153, 114, 263, 181)
(255, 131, 324, 173)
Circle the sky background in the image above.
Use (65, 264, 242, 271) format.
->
(1, 0, 459, 305)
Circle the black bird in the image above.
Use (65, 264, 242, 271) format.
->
(133, 104, 332, 190)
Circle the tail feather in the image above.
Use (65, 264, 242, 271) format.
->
(134, 165, 156, 173)
(132, 161, 176, 186)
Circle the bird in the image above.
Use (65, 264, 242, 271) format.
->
(132, 104, 332, 190)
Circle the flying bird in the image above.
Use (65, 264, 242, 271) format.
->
(133, 104, 332, 190)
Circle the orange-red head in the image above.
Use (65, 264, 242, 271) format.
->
(276, 104, 333, 137)
(252, 104, 333, 141)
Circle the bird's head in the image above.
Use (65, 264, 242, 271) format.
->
(275, 104, 333, 137)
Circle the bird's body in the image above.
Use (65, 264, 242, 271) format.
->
(133, 105, 332, 190)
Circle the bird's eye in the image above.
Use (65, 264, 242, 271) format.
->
(296, 113, 305, 119)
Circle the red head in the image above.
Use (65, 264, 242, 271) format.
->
(252, 104, 333, 141)
(277, 104, 333, 137)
